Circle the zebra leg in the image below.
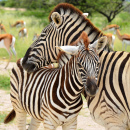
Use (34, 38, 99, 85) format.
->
(62, 118, 77, 130)
(108, 126, 126, 130)
(15, 111, 27, 130)
(43, 117, 56, 130)
(28, 117, 41, 130)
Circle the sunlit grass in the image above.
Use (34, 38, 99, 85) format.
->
(90, 12, 130, 52)
(0, 9, 49, 62)
(0, 75, 10, 90)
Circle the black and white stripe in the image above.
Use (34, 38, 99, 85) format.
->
(21, 3, 104, 73)
(5, 35, 101, 130)
(85, 50, 130, 130)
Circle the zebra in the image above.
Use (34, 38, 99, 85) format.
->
(21, 3, 105, 73)
(79, 37, 129, 130)
(4, 32, 106, 130)
(43, 36, 130, 130)
(65, 36, 130, 130)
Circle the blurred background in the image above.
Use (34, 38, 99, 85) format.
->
(0, 0, 130, 62)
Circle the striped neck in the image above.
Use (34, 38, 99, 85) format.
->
(61, 55, 83, 101)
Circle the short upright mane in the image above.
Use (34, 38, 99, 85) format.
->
(71, 31, 90, 50)
(49, 3, 83, 22)
(49, 3, 103, 37)
(57, 31, 90, 63)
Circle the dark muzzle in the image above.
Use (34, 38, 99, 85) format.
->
(85, 77, 98, 97)
(22, 58, 37, 73)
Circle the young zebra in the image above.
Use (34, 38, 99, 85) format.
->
(21, 3, 105, 73)
(4, 32, 105, 130)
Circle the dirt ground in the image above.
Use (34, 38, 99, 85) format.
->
(0, 61, 105, 130)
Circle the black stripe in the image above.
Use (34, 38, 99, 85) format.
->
(118, 53, 130, 111)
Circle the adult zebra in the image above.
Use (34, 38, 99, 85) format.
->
(21, 3, 104, 73)
(4, 32, 104, 130)
(74, 37, 129, 130)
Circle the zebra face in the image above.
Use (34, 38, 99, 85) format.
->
(78, 46, 100, 97)
(22, 25, 53, 73)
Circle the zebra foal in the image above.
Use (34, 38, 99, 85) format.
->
(4, 32, 103, 130)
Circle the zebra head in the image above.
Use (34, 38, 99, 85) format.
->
(22, 3, 104, 73)
(57, 32, 107, 96)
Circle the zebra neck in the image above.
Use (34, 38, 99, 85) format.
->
(62, 56, 83, 99)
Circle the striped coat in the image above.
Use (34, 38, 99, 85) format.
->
(86, 50, 130, 130)
(21, 3, 105, 73)
(4, 32, 103, 130)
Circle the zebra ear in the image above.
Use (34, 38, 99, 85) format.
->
(56, 46, 79, 55)
(51, 12, 62, 28)
(90, 36, 107, 51)
(83, 13, 89, 17)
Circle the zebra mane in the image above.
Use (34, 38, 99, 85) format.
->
(71, 31, 90, 50)
(49, 3, 83, 21)
(48, 3, 102, 35)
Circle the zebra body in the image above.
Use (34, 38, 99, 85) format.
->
(6, 32, 101, 130)
(21, 3, 104, 73)
(11, 58, 83, 129)
(86, 50, 130, 130)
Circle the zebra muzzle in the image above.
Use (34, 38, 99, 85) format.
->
(84, 77, 98, 97)
(22, 60, 37, 73)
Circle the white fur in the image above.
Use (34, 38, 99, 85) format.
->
(19, 32, 22, 37)
(111, 35, 115, 49)
(83, 13, 89, 17)
(11, 36, 16, 55)
(16, 23, 22, 28)
(23, 22, 26, 26)
(122, 39, 130, 51)
(0, 39, 5, 48)
(23, 28, 27, 34)
(11, 36, 16, 47)
(56, 46, 79, 55)
(108, 27, 115, 32)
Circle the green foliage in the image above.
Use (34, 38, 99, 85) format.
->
(21, 10, 48, 19)
(0, 75, 10, 90)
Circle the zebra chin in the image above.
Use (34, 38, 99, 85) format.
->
(84, 78, 98, 97)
